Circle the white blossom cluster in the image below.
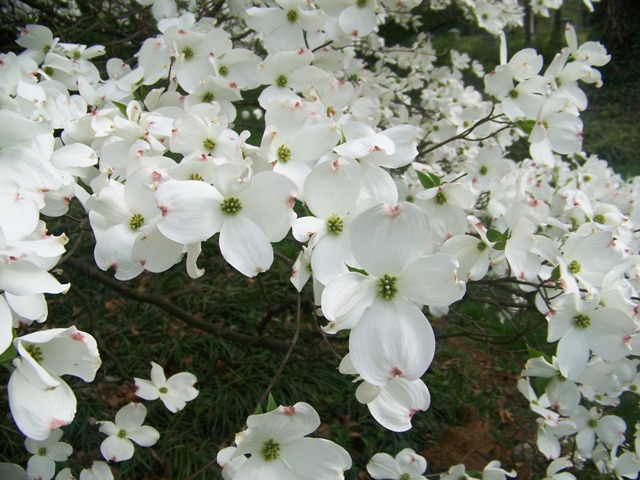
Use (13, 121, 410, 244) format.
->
(0, 0, 638, 478)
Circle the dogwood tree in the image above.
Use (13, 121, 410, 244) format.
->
(2, 0, 640, 478)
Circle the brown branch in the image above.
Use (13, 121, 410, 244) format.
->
(64, 258, 310, 357)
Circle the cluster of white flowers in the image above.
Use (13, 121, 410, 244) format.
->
(0, 0, 638, 478)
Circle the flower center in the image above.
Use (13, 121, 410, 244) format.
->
(261, 438, 281, 462)
(400, 474, 411, 480)
(202, 91, 215, 103)
(573, 313, 591, 329)
(182, 46, 194, 61)
(286, 9, 297, 22)
(25, 344, 44, 363)
(129, 213, 144, 231)
(221, 197, 242, 215)
(378, 274, 398, 300)
(568, 260, 581, 274)
(477, 241, 487, 251)
(588, 418, 598, 429)
(508, 88, 519, 98)
(326, 215, 344, 235)
(72, 50, 81, 60)
(203, 138, 216, 152)
(594, 214, 605, 224)
(276, 74, 288, 88)
(117, 429, 127, 439)
(357, 0, 367, 7)
(218, 65, 228, 76)
(479, 165, 488, 175)
(159, 386, 169, 394)
(38, 447, 47, 456)
(277, 145, 292, 163)
(435, 191, 447, 205)
(43, 65, 54, 76)
(189, 173, 204, 181)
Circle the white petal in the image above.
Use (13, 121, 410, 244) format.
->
(320, 272, 378, 333)
(0, 260, 69, 296)
(556, 329, 589, 380)
(134, 379, 161, 401)
(367, 453, 401, 479)
(281, 437, 352, 480)
(8, 365, 76, 441)
(128, 425, 160, 447)
(398, 254, 466, 308)
(115, 402, 147, 430)
(304, 157, 362, 219)
(219, 215, 273, 277)
(100, 436, 134, 463)
(350, 202, 430, 277)
(367, 377, 431, 432)
(241, 172, 296, 242)
(155, 180, 224, 244)
(27, 455, 55, 480)
(350, 298, 435, 385)
(235, 457, 297, 480)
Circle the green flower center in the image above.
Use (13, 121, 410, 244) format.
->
(276, 74, 288, 88)
(189, 173, 204, 181)
(400, 474, 411, 480)
(129, 213, 144, 231)
(218, 65, 228, 76)
(203, 138, 216, 152)
(261, 438, 281, 462)
(479, 165, 488, 175)
(357, 0, 367, 7)
(588, 418, 598, 429)
(42, 44, 50, 53)
(38, 447, 47, 456)
(159, 386, 169, 394)
(378, 274, 398, 300)
(72, 50, 81, 60)
(286, 9, 297, 22)
(573, 313, 591, 329)
(435, 191, 447, 205)
(43, 65, 54, 76)
(25, 344, 43, 363)
(221, 197, 242, 215)
(594, 214, 605, 224)
(117, 429, 127, 439)
(477, 241, 487, 251)
(202, 91, 215, 103)
(568, 260, 581, 274)
(183, 46, 194, 61)
(277, 145, 292, 163)
(326, 215, 344, 235)
(508, 88, 519, 99)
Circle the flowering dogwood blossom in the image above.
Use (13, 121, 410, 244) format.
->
(222, 402, 351, 479)
(97, 403, 159, 462)
(134, 361, 199, 413)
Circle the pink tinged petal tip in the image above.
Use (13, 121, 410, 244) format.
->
(386, 204, 402, 217)
(50, 418, 68, 429)
(282, 406, 296, 416)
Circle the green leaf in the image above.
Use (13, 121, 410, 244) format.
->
(266, 393, 278, 412)
(514, 119, 536, 135)
(549, 266, 561, 282)
(416, 170, 441, 189)
(254, 404, 264, 415)
(112, 101, 128, 117)
(346, 265, 368, 275)
(0, 343, 17, 367)
(486, 228, 502, 243)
